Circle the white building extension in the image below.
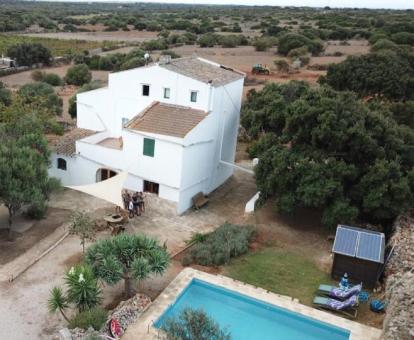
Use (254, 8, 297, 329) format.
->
(49, 57, 245, 214)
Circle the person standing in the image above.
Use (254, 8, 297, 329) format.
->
(128, 199, 134, 218)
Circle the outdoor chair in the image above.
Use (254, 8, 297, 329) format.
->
(192, 192, 209, 210)
(312, 295, 358, 319)
(317, 283, 362, 300)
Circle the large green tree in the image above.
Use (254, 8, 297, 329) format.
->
(85, 234, 170, 297)
(242, 82, 414, 229)
(322, 51, 414, 101)
(0, 115, 55, 238)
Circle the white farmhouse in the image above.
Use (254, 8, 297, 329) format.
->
(49, 57, 245, 214)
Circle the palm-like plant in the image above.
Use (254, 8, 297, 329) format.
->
(48, 286, 69, 322)
(65, 265, 102, 312)
(85, 234, 170, 297)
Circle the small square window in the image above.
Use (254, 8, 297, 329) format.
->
(142, 84, 150, 96)
(164, 88, 170, 99)
(122, 117, 129, 127)
(190, 91, 198, 103)
(143, 138, 155, 157)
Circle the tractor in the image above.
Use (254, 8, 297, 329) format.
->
(252, 63, 270, 75)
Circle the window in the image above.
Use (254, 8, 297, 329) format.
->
(143, 138, 155, 157)
(57, 158, 67, 171)
(142, 84, 150, 96)
(122, 117, 129, 127)
(163, 87, 170, 99)
(190, 90, 198, 103)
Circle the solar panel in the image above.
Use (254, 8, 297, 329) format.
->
(332, 226, 359, 256)
(357, 232, 384, 263)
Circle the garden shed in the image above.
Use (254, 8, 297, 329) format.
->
(331, 225, 385, 288)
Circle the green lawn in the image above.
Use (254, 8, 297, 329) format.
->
(224, 247, 334, 305)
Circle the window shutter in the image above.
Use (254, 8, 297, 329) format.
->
(143, 138, 155, 157)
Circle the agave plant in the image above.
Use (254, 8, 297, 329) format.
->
(85, 234, 170, 297)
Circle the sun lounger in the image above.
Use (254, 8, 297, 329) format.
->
(317, 283, 362, 300)
(313, 295, 358, 319)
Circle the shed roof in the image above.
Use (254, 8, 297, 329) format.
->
(159, 57, 245, 87)
(332, 225, 385, 263)
(125, 101, 207, 138)
(48, 128, 96, 156)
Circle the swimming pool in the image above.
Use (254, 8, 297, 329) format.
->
(155, 279, 350, 340)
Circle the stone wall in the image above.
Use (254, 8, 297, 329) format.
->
(381, 210, 414, 340)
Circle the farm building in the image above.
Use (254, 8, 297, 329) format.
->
(48, 56, 245, 214)
(332, 225, 385, 289)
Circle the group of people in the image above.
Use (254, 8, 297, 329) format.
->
(122, 190, 145, 218)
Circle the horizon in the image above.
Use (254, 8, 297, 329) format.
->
(36, 0, 414, 11)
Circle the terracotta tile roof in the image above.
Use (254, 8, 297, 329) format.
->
(126, 102, 207, 138)
(159, 57, 245, 87)
(48, 128, 96, 156)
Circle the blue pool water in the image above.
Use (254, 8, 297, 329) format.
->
(155, 279, 350, 340)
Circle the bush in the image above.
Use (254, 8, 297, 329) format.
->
(183, 224, 255, 266)
(278, 33, 323, 56)
(68, 307, 107, 331)
(254, 38, 272, 51)
(198, 33, 219, 47)
(7, 42, 52, 66)
(119, 57, 146, 71)
(31, 70, 44, 81)
(161, 308, 231, 340)
(65, 64, 92, 86)
(274, 59, 289, 73)
(371, 39, 398, 52)
(141, 39, 168, 51)
(43, 73, 63, 86)
(18, 82, 63, 115)
(287, 46, 309, 58)
(0, 81, 12, 106)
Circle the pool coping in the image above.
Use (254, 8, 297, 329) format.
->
(122, 268, 382, 340)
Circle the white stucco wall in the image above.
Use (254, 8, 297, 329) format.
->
(61, 60, 244, 214)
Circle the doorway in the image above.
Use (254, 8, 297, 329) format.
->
(144, 180, 159, 195)
(96, 168, 117, 182)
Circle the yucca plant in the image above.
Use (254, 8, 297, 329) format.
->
(85, 234, 170, 297)
(65, 264, 102, 312)
(48, 286, 69, 322)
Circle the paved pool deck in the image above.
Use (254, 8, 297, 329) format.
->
(122, 268, 382, 340)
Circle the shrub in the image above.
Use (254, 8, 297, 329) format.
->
(68, 307, 107, 331)
(371, 39, 398, 52)
(160, 50, 181, 59)
(274, 59, 289, 73)
(198, 33, 219, 47)
(141, 39, 168, 51)
(287, 46, 309, 58)
(65, 64, 92, 86)
(31, 70, 44, 81)
(43, 73, 63, 86)
(18, 82, 63, 115)
(391, 32, 414, 45)
(119, 57, 146, 71)
(7, 42, 52, 66)
(278, 33, 323, 56)
(254, 38, 272, 51)
(183, 224, 255, 266)
(0, 81, 12, 106)
(161, 308, 231, 340)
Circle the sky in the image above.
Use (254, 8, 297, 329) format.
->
(58, 0, 414, 10)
